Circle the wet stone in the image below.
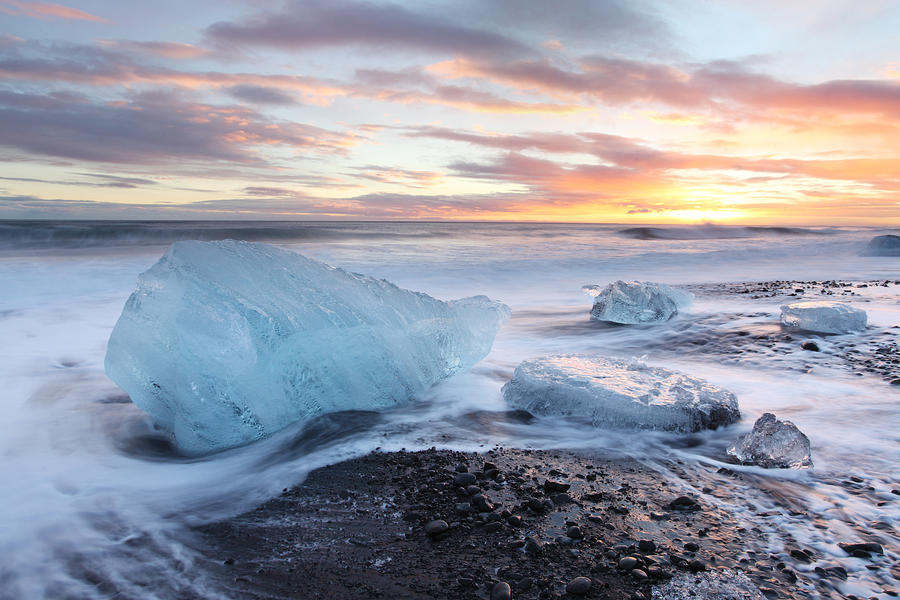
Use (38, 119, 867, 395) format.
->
(491, 581, 512, 600)
(424, 519, 449, 536)
(566, 576, 592, 596)
(619, 556, 639, 571)
(454, 472, 477, 486)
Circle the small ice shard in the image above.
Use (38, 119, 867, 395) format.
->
(583, 281, 691, 324)
(501, 355, 740, 432)
(105, 240, 510, 455)
(652, 569, 766, 600)
(727, 413, 812, 469)
(862, 234, 900, 256)
(780, 301, 866, 334)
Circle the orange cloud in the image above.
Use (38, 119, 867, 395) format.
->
(0, 0, 108, 22)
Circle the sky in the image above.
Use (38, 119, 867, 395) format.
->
(0, 0, 898, 223)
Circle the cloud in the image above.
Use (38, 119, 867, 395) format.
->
(226, 84, 297, 105)
(97, 40, 208, 60)
(0, 173, 158, 188)
(0, 90, 361, 165)
(206, 0, 531, 59)
(0, 0, 108, 22)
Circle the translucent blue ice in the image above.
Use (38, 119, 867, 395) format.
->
(105, 241, 510, 455)
(582, 280, 692, 324)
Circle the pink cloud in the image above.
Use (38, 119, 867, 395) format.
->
(0, 0, 108, 22)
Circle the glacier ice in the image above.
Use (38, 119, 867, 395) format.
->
(862, 234, 900, 256)
(652, 569, 766, 600)
(105, 240, 510, 455)
(501, 355, 740, 432)
(583, 281, 691, 324)
(779, 301, 866, 334)
(727, 413, 812, 469)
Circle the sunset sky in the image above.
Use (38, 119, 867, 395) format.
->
(1, 0, 898, 223)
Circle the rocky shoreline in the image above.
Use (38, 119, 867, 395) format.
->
(196, 447, 894, 600)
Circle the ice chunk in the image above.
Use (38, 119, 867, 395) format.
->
(862, 234, 900, 256)
(501, 355, 740, 432)
(779, 301, 866, 334)
(728, 413, 812, 469)
(105, 240, 510, 455)
(583, 281, 691, 324)
(652, 569, 765, 600)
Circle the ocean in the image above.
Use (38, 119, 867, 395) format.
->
(0, 221, 897, 599)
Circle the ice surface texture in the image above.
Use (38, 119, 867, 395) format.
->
(502, 355, 740, 432)
(862, 234, 900, 256)
(728, 413, 812, 469)
(652, 569, 765, 600)
(583, 281, 691, 324)
(105, 240, 511, 455)
(779, 301, 866, 334)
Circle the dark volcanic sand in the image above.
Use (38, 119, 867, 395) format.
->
(195, 448, 869, 600)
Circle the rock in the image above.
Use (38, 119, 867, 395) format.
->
(491, 581, 512, 600)
(424, 519, 449, 536)
(454, 472, 477, 486)
(800, 340, 819, 352)
(688, 560, 707, 572)
(669, 496, 701, 511)
(484, 522, 502, 533)
(727, 413, 812, 469)
(838, 542, 884, 555)
(543, 479, 570, 494)
(780, 301, 867, 334)
(502, 355, 740, 433)
(508, 515, 524, 527)
(566, 526, 584, 539)
(862, 234, 900, 257)
(619, 556, 640, 570)
(551, 492, 573, 505)
(471, 494, 495, 512)
(566, 576, 592, 596)
(524, 536, 542, 555)
(583, 280, 691, 324)
(638, 540, 656, 553)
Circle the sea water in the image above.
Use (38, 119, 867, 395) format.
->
(0, 221, 897, 598)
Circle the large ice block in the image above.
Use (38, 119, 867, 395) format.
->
(583, 281, 691, 324)
(779, 301, 866, 334)
(502, 355, 740, 432)
(727, 413, 811, 469)
(105, 240, 510, 455)
(862, 234, 900, 256)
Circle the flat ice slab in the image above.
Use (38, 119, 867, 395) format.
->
(728, 413, 812, 469)
(502, 355, 740, 432)
(105, 240, 510, 455)
(780, 301, 866, 334)
(583, 281, 691, 324)
(862, 234, 900, 256)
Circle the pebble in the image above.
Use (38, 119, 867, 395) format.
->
(491, 581, 512, 600)
(424, 519, 449, 536)
(619, 556, 639, 570)
(471, 494, 495, 512)
(801, 340, 820, 351)
(637, 540, 655, 553)
(543, 479, 570, 494)
(669, 495, 701, 511)
(524, 536, 542, 555)
(454, 472, 477, 486)
(565, 576, 592, 596)
(566, 525, 583, 539)
(508, 514, 524, 527)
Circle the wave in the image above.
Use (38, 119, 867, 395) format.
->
(0, 220, 455, 250)
(617, 225, 832, 240)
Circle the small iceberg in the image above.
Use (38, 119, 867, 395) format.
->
(728, 413, 812, 469)
(582, 280, 692, 324)
(780, 301, 866, 334)
(862, 234, 900, 256)
(501, 355, 740, 432)
(105, 240, 510, 455)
